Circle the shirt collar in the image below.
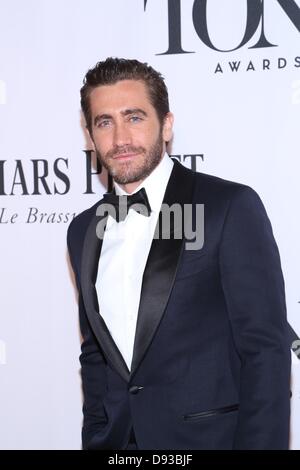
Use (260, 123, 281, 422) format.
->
(113, 153, 174, 213)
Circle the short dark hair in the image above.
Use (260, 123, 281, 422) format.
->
(80, 57, 170, 134)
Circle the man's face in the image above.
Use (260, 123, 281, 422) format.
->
(88, 79, 173, 191)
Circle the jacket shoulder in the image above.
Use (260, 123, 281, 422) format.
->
(173, 160, 252, 198)
(67, 199, 100, 256)
(192, 169, 263, 204)
(195, 170, 251, 194)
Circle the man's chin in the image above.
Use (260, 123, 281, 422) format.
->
(109, 163, 146, 184)
(112, 173, 143, 185)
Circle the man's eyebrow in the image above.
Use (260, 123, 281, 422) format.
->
(121, 108, 148, 117)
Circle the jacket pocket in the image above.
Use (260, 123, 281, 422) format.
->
(183, 404, 239, 421)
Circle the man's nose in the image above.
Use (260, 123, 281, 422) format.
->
(113, 122, 131, 147)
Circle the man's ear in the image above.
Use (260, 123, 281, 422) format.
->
(162, 112, 174, 143)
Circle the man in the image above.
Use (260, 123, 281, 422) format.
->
(67, 57, 291, 450)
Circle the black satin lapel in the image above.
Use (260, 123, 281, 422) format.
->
(80, 204, 130, 382)
(130, 160, 196, 377)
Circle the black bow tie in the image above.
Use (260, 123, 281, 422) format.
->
(102, 187, 152, 222)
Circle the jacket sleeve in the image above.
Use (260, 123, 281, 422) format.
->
(67, 219, 108, 450)
(219, 186, 291, 449)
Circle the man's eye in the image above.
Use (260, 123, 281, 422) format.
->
(98, 120, 111, 128)
(130, 115, 142, 123)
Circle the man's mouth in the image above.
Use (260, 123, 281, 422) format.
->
(113, 152, 139, 160)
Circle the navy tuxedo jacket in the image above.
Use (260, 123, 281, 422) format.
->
(67, 158, 290, 450)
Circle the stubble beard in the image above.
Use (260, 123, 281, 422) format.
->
(95, 131, 164, 185)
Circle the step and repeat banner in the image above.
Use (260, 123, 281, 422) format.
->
(0, 0, 299, 449)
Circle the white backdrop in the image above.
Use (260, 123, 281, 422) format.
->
(0, 0, 299, 449)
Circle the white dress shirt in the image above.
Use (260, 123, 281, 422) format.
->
(96, 153, 174, 371)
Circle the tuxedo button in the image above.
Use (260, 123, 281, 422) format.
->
(129, 385, 144, 394)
